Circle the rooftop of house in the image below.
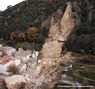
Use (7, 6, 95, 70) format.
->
(0, 45, 16, 51)
(3, 46, 16, 50)
(15, 48, 31, 56)
(0, 56, 20, 65)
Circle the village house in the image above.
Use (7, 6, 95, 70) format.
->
(0, 44, 16, 56)
(3, 46, 16, 56)
(15, 48, 32, 63)
(15, 48, 39, 63)
(0, 56, 20, 75)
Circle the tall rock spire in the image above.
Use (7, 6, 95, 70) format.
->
(60, 2, 75, 41)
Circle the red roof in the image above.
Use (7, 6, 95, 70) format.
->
(0, 78, 4, 83)
(0, 56, 14, 65)
(0, 56, 8, 61)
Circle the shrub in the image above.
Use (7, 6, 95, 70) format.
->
(9, 64, 18, 74)
(73, 72, 81, 77)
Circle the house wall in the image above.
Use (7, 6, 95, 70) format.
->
(0, 59, 20, 75)
(4, 49, 16, 56)
(0, 61, 13, 75)
(15, 55, 30, 63)
(21, 57, 28, 63)
(13, 60, 21, 66)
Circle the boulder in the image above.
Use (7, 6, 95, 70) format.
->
(5, 75, 26, 89)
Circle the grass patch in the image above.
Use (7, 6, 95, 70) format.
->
(0, 84, 6, 89)
(67, 70, 73, 76)
(13, 42, 34, 51)
(73, 63, 84, 70)
(79, 69, 95, 80)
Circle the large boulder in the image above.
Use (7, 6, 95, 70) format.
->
(5, 75, 26, 89)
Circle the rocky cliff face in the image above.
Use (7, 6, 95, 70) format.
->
(40, 2, 77, 59)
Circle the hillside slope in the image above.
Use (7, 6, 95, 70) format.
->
(0, 0, 95, 89)
(0, 0, 95, 54)
(0, 0, 67, 50)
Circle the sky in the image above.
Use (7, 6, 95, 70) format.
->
(0, 0, 24, 11)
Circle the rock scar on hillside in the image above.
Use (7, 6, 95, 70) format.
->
(24, 2, 81, 89)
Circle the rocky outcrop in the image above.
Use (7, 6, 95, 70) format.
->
(40, 17, 51, 30)
(5, 75, 26, 89)
(87, 5, 94, 23)
(51, 7, 63, 26)
(41, 6, 63, 30)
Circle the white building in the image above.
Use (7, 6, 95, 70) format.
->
(0, 45, 16, 56)
(3, 46, 16, 56)
(0, 56, 20, 75)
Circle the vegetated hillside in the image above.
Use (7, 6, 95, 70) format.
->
(64, 0, 95, 55)
(0, 0, 67, 50)
(0, 0, 95, 53)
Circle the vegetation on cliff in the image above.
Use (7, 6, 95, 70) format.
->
(0, 0, 95, 53)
